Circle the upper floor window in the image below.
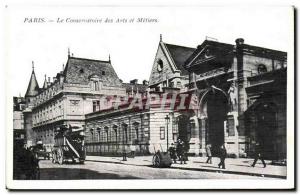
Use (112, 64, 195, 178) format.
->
(93, 100, 100, 112)
(257, 64, 267, 74)
(94, 81, 99, 91)
(157, 59, 163, 72)
(177, 81, 182, 88)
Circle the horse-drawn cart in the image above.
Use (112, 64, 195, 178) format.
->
(52, 125, 86, 165)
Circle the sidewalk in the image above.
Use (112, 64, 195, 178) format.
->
(86, 155, 287, 179)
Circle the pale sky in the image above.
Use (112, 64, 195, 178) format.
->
(5, 6, 293, 97)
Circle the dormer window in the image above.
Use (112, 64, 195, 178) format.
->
(80, 69, 84, 73)
(102, 71, 106, 75)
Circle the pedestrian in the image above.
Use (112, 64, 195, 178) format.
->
(176, 139, 186, 164)
(218, 144, 227, 169)
(251, 142, 266, 168)
(168, 143, 177, 163)
(130, 143, 136, 158)
(206, 143, 212, 164)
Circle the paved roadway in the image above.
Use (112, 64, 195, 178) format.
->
(38, 160, 270, 180)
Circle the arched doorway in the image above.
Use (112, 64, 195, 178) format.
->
(202, 89, 228, 155)
(255, 103, 277, 159)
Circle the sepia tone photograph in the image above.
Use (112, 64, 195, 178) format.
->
(5, 4, 294, 190)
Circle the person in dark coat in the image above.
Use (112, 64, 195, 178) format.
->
(168, 143, 177, 163)
(251, 142, 266, 168)
(176, 139, 186, 164)
(218, 144, 227, 169)
(205, 144, 212, 164)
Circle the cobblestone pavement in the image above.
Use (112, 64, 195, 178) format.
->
(38, 159, 272, 180)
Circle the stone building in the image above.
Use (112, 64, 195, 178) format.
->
(183, 38, 287, 159)
(20, 37, 287, 160)
(23, 54, 127, 150)
(85, 36, 198, 156)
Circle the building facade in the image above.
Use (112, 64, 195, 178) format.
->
(183, 38, 287, 159)
(20, 36, 287, 160)
(23, 55, 128, 150)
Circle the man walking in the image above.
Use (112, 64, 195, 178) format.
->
(206, 143, 212, 164)
(251, 142, 266, 168)
(176, 139, 186, 164)
(218, 144, 227, 169)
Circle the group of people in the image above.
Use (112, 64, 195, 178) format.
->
(168, 139, 188, 164)
(205, 142, 267, 169)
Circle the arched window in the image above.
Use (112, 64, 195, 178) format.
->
(133, 122, 139, 141)
(113, 125, 118, 142)
(104, 126, 109, 142)
(90, 129, 94, 142)
(257, 64, 267, 74)
(97, 127, 101, 142)
(122, 124, 128, 143)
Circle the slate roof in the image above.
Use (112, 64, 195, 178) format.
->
(164, 43, 196, 75)
(25, 70, 40, 97)
(63, 57, 122, 86)
(122, 83, 148, 94)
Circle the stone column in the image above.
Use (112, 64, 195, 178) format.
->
(189, 115, 200, 156)
(199, 116, 207, 156)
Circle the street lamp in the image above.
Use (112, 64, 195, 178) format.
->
(165, 115, 170, 151)
(122, 124, 127, 161)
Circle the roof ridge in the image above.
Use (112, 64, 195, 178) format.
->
(164, 42, 196, 50)
(68, 56, 111, 63)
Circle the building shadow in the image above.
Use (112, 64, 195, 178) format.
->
(38, 168, 141, 180)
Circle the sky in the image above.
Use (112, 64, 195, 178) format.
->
(5, 5, 293, 97)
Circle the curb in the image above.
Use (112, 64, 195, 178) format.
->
(85, 159, 286, 179)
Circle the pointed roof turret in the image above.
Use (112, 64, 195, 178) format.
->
(25, 61, 40, 97)
(43, 74, 48, 89)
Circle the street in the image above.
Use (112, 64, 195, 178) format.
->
(38, 159, 271, 180)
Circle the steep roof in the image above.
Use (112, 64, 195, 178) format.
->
(25, 69, 40, 97)
(63, 56, 122, 86)
(164, 43, 196, 75)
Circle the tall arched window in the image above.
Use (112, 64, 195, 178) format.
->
(104, 126, 109, 143)
(133, 122, 139, 141)
(90, 129, 94, 142)
(113, 125, 118, 142)
(122, 124, 128, 143)
(97, 127, 101, 142)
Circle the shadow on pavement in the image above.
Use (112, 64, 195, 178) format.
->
(39, 168, 141, 180)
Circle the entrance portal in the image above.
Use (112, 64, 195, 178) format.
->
(205, 90, 228, 155)
(177, 115, 191, 151)
(255, 104, 277, 159)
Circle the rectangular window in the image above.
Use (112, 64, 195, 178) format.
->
(227, 116, 235, 136)
(94, 81, 99, 91)
(92, 100, 100, 112)
(160, 127, 165, 140)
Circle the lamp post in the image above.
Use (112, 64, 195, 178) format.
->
(165, 115, 170, 151)
(122, 125, 127, 161)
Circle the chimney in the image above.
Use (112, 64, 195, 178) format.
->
(142, 80, 148, 85)
(53, 77, 57, 83)
(235, 38, 244, 46)
(47, 77, 51, 86)
(130, 79, 138, 85)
